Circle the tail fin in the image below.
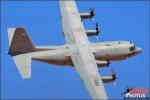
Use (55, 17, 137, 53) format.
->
(8, 28, 35, 56)
(8, 28, 34, 79)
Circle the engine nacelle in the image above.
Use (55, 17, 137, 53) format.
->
(86, 30, 98, 36)
(80, 13, 93, 19)
(80, 7, 94, 19)
(101, 76, 115, 83)
(96, 60, 110, 67)
(101, 71, 116, 83)
(86, 23, 100, 41)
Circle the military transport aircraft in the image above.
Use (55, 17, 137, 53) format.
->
(8, 1, 141, 99)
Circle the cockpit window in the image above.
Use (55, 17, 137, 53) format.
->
(130, 47, 135, 51)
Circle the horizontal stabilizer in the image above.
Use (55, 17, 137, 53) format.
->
(13, 54, 31, 79)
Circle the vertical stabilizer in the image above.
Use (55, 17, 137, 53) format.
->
(8, 28, 35, 56)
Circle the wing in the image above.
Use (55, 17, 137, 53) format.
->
(71, 50, 108, 99)
(60, 0, 89, 44)
(60, 1, 107, 99)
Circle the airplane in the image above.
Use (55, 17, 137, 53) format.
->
(7, 0, 142, 99)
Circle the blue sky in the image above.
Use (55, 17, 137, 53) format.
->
(1, 0, 149, 99)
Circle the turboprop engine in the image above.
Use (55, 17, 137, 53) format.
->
(86, 23, 100, 41)
(101, 70, 117, 86)
(96, 60, 110, 68)
(80, 7, 94, 19)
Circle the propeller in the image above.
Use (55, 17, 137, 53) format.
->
(106, 59, 110, 67)
(89, 7, 95, 21)
(111, 69, 116, 80)
(89, 7, 95, 17)
(121, 86, 135, 95)
(126, 86, 130, 92)
(127, 87, 135, 92)
(111, 69, 117, 87)
(95, 22, 100, 41)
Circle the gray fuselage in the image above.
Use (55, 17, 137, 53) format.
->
(32, 41, 141, 67)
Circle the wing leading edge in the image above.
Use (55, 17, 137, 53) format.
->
(60, 1, 108, 99)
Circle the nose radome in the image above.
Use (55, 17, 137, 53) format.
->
(135, 47, 142, 54)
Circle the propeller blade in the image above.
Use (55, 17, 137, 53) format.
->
(113, 82, 116, 87)
(96, 35, 99, 41)
(110, 69, 116, 87)
(96, 23, 98, 29)
(95, 22, 100, 41)
(106, 59, 110, 67)
(111, 69, 117, 80)
(96, 22, 100, 34)
(121, 91, 127, 95)
(90, 7, 94, 12)
(89, 7, 94, 17)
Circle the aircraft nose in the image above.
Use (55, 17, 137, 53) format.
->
(135, 47, 142, 54)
